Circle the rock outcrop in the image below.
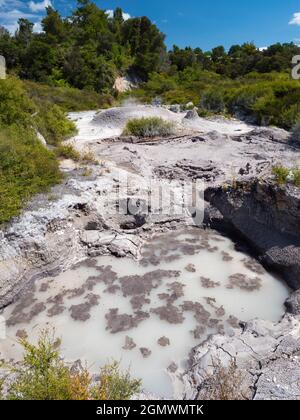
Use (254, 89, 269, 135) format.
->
(0, 55, 6, 79)
(205, 182, 300, 290)
(182, 314, 300, 400)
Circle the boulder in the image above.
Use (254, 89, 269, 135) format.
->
(184, 108, 199, 120)
(285, 290, 300, 315)
(0, 55, 6, 79)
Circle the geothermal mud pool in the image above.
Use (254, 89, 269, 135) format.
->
(0, 228, 289, 397)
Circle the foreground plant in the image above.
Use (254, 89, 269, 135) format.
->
(4, 330, 141, 400)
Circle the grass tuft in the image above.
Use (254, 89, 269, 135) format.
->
(123, 117, 175, 138)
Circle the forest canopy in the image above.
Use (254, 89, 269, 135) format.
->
(0, 0, 299, 94)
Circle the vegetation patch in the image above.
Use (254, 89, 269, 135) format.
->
(123, 117, 175, 138)
(0, 77, 76, 224)
(1, 330, 141, 400)
(56, 144, 81, 161)
(0, 124, 61, 225)
(272, 166, 300, 187)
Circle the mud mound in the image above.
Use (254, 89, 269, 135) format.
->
(92, 105, 181, 132)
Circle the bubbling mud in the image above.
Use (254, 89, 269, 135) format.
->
(0, 228, 289, 398)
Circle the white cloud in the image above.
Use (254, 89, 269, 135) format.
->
(0, 9, 36, 21)
(33, 20, 42, 32)
(0, 0, 24, 8)
(289, 12, 300, 26)
(0, 9, 38, 33)
(259, 46, 267, 51)
(28, 0, 52, 13)
(106, 9, 131, 21)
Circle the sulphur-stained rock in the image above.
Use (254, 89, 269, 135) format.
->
(140, 347, 152, 358)
(157, 336, 170, 347)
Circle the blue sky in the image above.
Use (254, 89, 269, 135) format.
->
(1, 0, 300, 50)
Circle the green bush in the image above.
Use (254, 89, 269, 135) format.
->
(123, 117, 175, 138)
(200, 89, 226, 113)
(272, 166, 290, 184)
(34, 105, 77, 146)
(4, 330, 141, 400)
(0, 78, 35, 127)
(23, 80, 114, 112)
(0, 77, 75, 224)
(294, 169, 300, 187)
(56, 144, 81, 161)
(132, 67, 300, 130)
(272, 166, 300, 187)
(0, 127, 61, 224)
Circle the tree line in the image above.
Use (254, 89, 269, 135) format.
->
(0, 0, 299, 93)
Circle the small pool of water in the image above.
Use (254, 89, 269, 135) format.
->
(0, 228, 289, 398)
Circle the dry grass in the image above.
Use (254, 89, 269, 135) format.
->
(197, 357, 250, 400)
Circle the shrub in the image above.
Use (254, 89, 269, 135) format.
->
(5, 330, 141, 400)
(197, 357, 250, 400)
(123, 117, 175, 138)
(272, 166, 290, 185)
(272, 165, 300, 187)
(34, 105, 77, 146)
(200, 89, 226, 113)
(93, 362, 141, 400)
(294, 169, 300, 187)
(0, 77, 76, 224)
(23, 80, 114, 112)
(56, 144, 81, 161)
(0, 127, 61, 224)
(0, 77, 34, 127)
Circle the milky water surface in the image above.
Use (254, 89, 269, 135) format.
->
(0, 228, 289, 398)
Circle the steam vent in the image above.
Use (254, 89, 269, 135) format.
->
(0, 55, 6, 79)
